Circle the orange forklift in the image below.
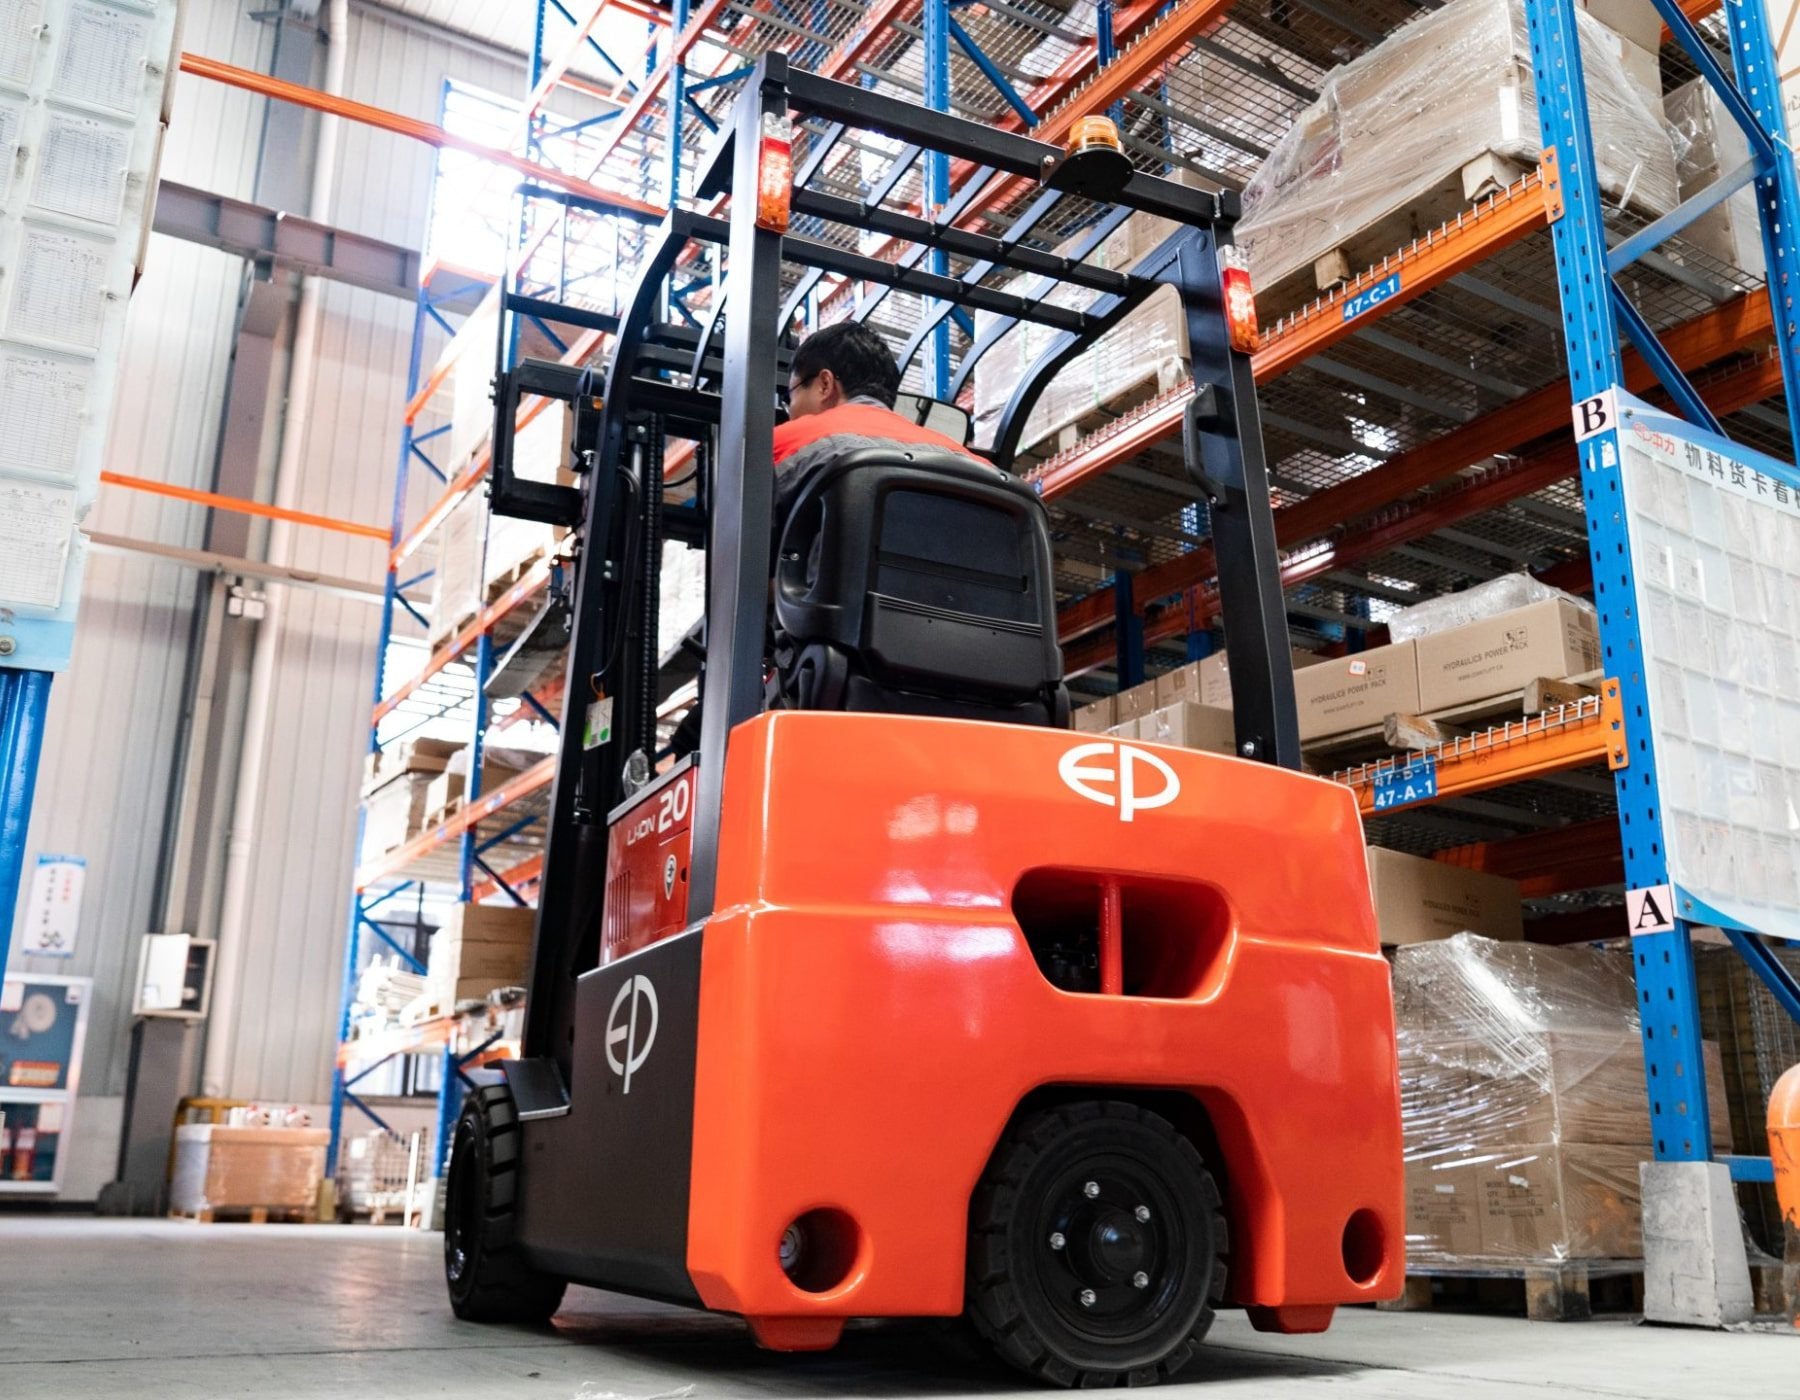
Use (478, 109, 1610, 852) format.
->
(447, 55, 1404, 1387)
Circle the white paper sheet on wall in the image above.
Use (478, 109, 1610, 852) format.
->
(51, 1, 151, 114)
(1621, 409, 1800, 942)
(0, 1, 43, 89)
(0, 479, 78, 609)
(0, 346, 91, 482)
(0, 95, 26, 204)
(30, 110, 130, 226)
(6, 224, 110, 351)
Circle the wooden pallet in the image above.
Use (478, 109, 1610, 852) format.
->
(483, 543, 552, 606)
(423, 795, 465, 832)
(428, 606, 478, 652)
(400, 995, 456, 1026)
(1257, 154, 1533, 324)
(1377, 1263, 1638, 1322)
(1378, 1260, 1793, 1322)
(1303, 674, 1601, 774)
(170, 1205, 318, 1225)
(1020, 356, 1189, 467)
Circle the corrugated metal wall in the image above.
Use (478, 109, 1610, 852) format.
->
(8, 0, 530, 1182)
(209, 6, 524, 1103)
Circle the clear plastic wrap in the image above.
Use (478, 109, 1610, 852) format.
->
(1396, 934, 1729, 1270)
(1386, 572, 1596, 643)
(168, 1125, 328, 1216)
(1663, 78, 1766, 290)
(973, 212, 1187, 454)
(336, 1129, 421, 1218)
(1237, 0, 1679, 298)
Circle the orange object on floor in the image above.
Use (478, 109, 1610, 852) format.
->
(1771, 1062, 1800, 1327)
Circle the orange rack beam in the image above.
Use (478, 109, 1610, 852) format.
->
(179, 54, 663, 221)
(101, 470, 390, 541)
(1334, 681, 1627, 818)
(1032, 168, 1555, 502)
(373, 554, 559, 723)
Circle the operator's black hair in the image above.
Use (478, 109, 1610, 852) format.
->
(790, 321, 901, 408)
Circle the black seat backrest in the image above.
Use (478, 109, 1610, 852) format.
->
(772, 446, 1069, 725)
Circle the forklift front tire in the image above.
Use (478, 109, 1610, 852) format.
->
(445, 1080, 567, 1324)
(965, 1100, 1227, 1388)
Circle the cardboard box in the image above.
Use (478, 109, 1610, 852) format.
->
(361, 736, 461, 795)
(972, 210, 1190, 454)
(1471, 1141, 1643, 1261)
(169, 1125, 328, 1215)
(1576, 0, 1664, 52)
(1499, 1031, 1732, 1151)
(361, 773, 436, 856)
(423, 769, 463, 822)
(1413, 598, 1600, 711)
(1154, 660, 1203, 709)
(1404, 1159, 1485, 1259)
(1071, 697, 1117, 733)
(1192, 648, 1322, 708)
(1666, 78, 1766, 282)
(1138, 701, 1236, 755)
(1783, 0, 1799, 143)
(1605, 33, 1661, 105)
(1237, 0, 1678, 301)
(427, 903, 537, 1005)
(1366, 847, 1524, 946)
(1291, 642, 1421, 741)
(1115, 681, 1159, 722)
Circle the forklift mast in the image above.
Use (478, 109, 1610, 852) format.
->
(485, 54, 1297, 1083)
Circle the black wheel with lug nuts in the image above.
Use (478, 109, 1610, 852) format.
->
(966, 1100, 1228, 1388)
(444, 1079, 566, 1324)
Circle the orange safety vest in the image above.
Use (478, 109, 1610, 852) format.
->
(771, 399, 983, 474)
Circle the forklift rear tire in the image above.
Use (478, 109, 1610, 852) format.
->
(444, 1080, 566, 1324)
(965, 1100, 1227, 1388)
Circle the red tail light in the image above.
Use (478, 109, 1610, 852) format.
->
(1220, 245, 1259, 354)
(756, 112, 794, 234)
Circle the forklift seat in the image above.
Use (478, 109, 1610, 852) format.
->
(771, 447, 1070, 725)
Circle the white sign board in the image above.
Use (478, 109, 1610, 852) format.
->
(1616, 398, 1800, 940)
(20, 855, 85, 957)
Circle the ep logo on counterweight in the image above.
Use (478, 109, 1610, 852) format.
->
(1058, 741, 1181, 822)
(605, 974, 659, 1093)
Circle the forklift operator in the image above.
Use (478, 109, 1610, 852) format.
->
(772, 321, 983, 513)
(667, 323, 991, 759)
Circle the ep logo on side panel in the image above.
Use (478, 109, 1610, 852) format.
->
(1058, 741, 1181, 822)
(605, 974, 659, 1093)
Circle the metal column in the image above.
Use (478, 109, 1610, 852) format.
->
(924, 0, 952, 399)
(1525, 0, 1713, 1162)
(0, 670, 53, 965)
(1525, 0, 1800, 1164)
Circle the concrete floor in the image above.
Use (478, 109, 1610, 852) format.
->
(0, 1219, 1793, 1399)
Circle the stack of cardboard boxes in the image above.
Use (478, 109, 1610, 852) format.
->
(1366, 847, 1523, 947)
(1397, 935, 1731, 1267)
(359, 738, 462, 858)
(972, 208, 1190, 456)
(420, 902, 536, 1015)
(1237, 0, 1677, 312)
(416, 744, 537, 828)
(1072, 585, 1600, 750)
(430, 400, 577, 646)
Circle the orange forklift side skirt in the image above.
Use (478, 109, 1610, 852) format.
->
(682, 712, 1404, 1336)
